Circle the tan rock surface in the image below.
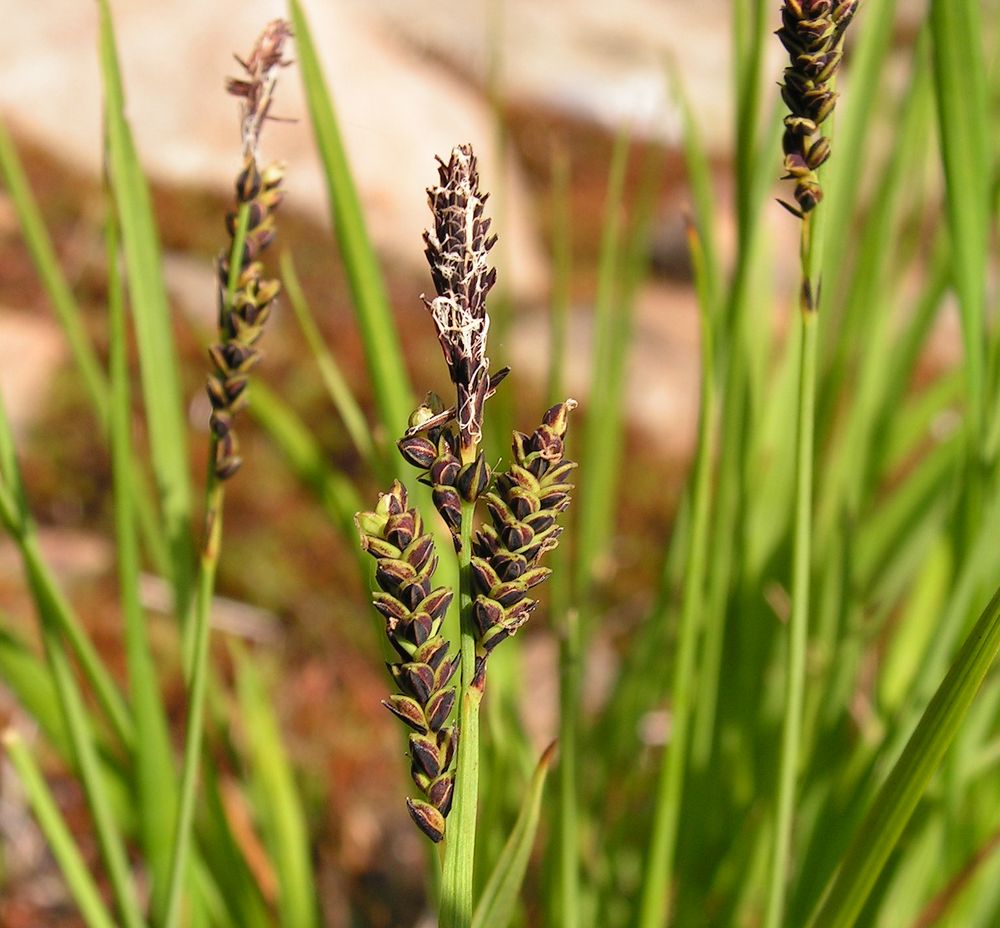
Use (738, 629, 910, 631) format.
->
(0, 0, 546, 300)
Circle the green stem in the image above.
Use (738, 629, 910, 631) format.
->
(557, 603, 581, 927)
(440, 500, 481, 928)
(638, 221, 716, 927)
(3, 730, 118, 928)
(160, 472, 224, 928)
(109, 201, 178, 915)
(765, 214, 818, 928)
(160, 199, 250, 928)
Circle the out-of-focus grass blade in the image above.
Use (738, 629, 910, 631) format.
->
(248, 381, 363, 548)
(472, 742, 555, 928)
(819, 0, 899, 320)
(286, 0, 413, 440)
(0, 393, 143, 928)
(854, 436, 959, 593)
(0, 396, 132, 750)
(807, 585, 1000, 928)
(107, 201, 178, 913)
(573, 129, 631, 600)
(280, 251, 380, 471)
(0, 116, 169, 577)
(197, 760, 275, 928)
(0, 118, 107, 421)
(234, 647, 319, 928)
(669, 64, 719, 311)
(930, 0, 990, 436)
(0, 624, 68, 753)
(2, 730, 118, 928)
(98, 0, 194, 613)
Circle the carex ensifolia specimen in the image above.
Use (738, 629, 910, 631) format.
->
(767, 4, 859, 928)
(161, 20, 291, 928)
(356, 143, 576, 924)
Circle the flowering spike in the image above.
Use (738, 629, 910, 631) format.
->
(778, 0, 859, 213)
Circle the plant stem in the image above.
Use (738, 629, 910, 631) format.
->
(161, 469, 223, 928)
(160, 200, 250, 928)
(558, 603, 581, 927)
(440, 500, 481, 928)
(638, 220, 716, 927)
(765, 213, 818, 928)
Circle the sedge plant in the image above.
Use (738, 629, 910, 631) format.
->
(355, 144, 576, 927)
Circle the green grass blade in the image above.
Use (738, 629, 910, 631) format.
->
(819, 0, 899, 319)
(234, 647, 319, 928)
(0, 623, 68, 754)
(472, 742, 556, 928)
(930, 0, 990, 437)
(280, 251, 379, 471)
(0, 397, 133, 750)
(2, 730, 118, 928)
(0, 394, 143, 928)
(638, 218, 716, 928)
(98, 0, 194, 614)
(807, 585, 1000, 928)
(573, 129, 631, 599)
(0, 117, 108, 422)
(0, 116, 169, 577)
(107, 200, 178, 913)
(286, 0, 413, 439)
(248, 381, 364, 547)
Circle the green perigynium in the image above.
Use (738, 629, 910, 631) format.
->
(778, 0, 859, 215)
(356, 480, 459, 842)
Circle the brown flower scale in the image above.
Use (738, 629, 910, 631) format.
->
(356, 481, 459, 843)
(470, 401, 577, 676)
(399, 393, 491, 549)
(422, 144, 498, 463)
(207, 20, 290, 480)
(778, 0, 859, 214)
(208, 161, 283, 479)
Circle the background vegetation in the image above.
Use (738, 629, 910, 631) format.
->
(1, 0, 999, 926)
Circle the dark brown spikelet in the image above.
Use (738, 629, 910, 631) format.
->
(208, 20, 291, 480)
(470, 401, 577, 681)
(778, 0, 859, 215)
(397, 391, 498, 550)
(422, 143, 498, 463)
(355, 481, 459, 842)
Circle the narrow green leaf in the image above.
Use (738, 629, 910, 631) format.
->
(98, 0, 195, 614)
(0, 623, 68, 754)
(0, 117, 107, 421)
(280, 251, 380, 472)
(234, 647, 319, 928)
(807, 585, 1000, 928)
(248, 381, 363, 546)
(930, 0, 990, 436)
(0, 393, 143, 928)
(107, 200, 178, 913)
(472, 742, 556, 928)
(2, 730, 118, 928)
(286, 0, 413, 438)
(0, 115, 169, 577)
(573, 129, 631, 597)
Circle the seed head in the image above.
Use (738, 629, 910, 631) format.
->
(422, 144, 498, 463)
(355, 481, 459, 842)
(778, 0, 859, 215)
(207, 21, 290, 480)
(469, 400, 577, 684)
